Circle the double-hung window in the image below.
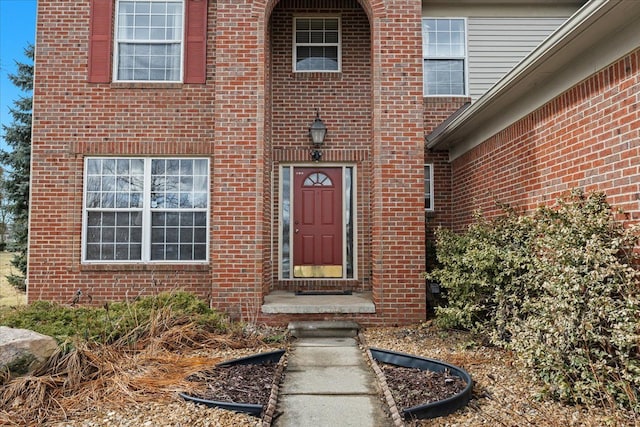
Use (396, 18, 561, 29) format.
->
(83, 158, 209, 262)
(114, 0, 184, 82)
(422, 18, 466, 96)
(294, 16, 341, 72)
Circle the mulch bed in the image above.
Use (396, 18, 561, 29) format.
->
(185, 356, 467, 415)
(379, 363, 467, 410)
(186, 362, 278, 406)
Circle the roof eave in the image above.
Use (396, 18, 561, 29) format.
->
(426, 0, 639, 157)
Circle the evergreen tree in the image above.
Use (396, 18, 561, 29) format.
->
(1, 45, 33, 291)
(0, 167, 9, 251)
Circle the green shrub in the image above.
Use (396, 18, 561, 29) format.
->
(0, 291, 228, 344)
(426, 190, 640, 411)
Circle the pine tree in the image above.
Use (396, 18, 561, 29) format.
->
(1, 45, 33, 291)
(0, 167, 10, 251)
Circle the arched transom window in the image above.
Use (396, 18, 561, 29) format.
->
(303, 172, 333, 187)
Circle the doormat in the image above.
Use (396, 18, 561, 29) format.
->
(294, 290, 353, 296)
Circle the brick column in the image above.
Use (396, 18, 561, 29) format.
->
(370, 0, 426, 324)
(211, 1, 266, 320)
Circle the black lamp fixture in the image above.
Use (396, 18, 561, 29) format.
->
(309, 109, 327, 162)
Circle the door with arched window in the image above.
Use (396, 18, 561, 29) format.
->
(293, 167, 343, 278)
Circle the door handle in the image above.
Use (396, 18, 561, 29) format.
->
(295, 228, 299, 233)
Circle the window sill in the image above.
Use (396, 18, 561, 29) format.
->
(79, 263, 210, 273)
(423, 95, 470, 99)
(291, 72, 343, 81)
(110, 82, 184, 89)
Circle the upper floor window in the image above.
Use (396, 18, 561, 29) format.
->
(422, 18, 466, 96)
(294, 16, 341, 72)
(114, 1, 184, 82)
(424, 164, 434, 211)
(83, 157, 209, 262)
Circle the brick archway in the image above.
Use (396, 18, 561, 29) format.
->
(247, 0, 427, 324)
(252, 0, 383, 297)
(255, 0, 386, 23)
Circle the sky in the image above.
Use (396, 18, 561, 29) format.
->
(0, 0, 37, 151)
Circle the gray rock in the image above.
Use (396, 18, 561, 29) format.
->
(0, 326, 58, 379)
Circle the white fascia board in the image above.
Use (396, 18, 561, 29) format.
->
(427, 0, 640, 161)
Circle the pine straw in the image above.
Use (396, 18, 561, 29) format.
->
(0, 311, 266, 426)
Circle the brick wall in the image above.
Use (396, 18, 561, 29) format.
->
(28, 0, 218, 305)
(369, 0, 426, 325)
(423, 97, 469, 266)
(270, 1, 371, 150)
(30, 0, 428, 326)
(209, 0, 265, 319)
(424, 97, 470, 135)
(451, 48, 640, 229)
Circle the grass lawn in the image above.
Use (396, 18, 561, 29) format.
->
(0, 251, 26, 307)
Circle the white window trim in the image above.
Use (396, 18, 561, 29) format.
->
(292, 15, 342, 73)
(422, 17, 468, 97)
(113, 0, 186, 83)
(425, 163, 434, 212)
(81, 157, 210, 264)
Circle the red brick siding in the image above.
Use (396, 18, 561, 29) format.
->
(423, 98, 467, 267)
(271, 2, 371, 150)
(370, 0, 426, 325)
(424, 97, 470, 134)
(29, 0, 219, 305)
(30, 0, 428, 326)
(210, 0, 265, 318)
(261, 9, 274, 298)
(451, 48, 640, 229)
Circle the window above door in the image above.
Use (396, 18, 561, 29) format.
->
(293, 16, 341, 72)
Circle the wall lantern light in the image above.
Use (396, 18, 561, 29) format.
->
(309, 110, 327, 161)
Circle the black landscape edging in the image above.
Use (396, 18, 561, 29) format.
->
(179, 349, 286, 418)
(369, 347, 473, 420)
(216, 349, 286, 367)
(178, 393, 265, 416)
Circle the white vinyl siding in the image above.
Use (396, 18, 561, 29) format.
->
(467, 18, 567, 100)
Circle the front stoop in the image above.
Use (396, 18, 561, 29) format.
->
(288, 320, 361, 338)
(261, 290, 376, 314)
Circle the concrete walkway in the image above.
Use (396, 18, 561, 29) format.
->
(273, 337, 392, 427)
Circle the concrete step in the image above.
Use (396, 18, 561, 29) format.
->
(262, 291, 376, 314)
(288, 320, 361, 338)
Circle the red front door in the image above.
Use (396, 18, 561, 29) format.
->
(293, 167, 343, 278)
